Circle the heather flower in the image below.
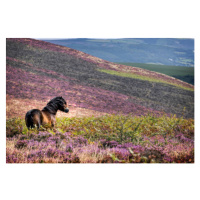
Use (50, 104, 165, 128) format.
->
(175, 133, 194, 143)
(132, 145, 144, 154)
(37, 132, 52, 141)
(70, 154, 80, 163)
(46, 148, 59, 158)
(73, 136, 88, 147)
(15, 140, 28, 149)
(27, 140, 39, 149)
(117, 143, 135, 149)
(100, 155, 113, 163)
(28, 152, 37, 159)
(19, 135, 28, 140)
(163, 155, 173, 163)
(111, 147, 131, 160)
(66, 143, 73, 152)
(35, 150, 46, 158)
(99, 139, 118, 148)
(6, 155, 18, 163)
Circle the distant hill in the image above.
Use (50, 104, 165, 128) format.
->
(117, 62, 194, 85)
(41, 38, 194, 67)
(6, 38, 194, 119)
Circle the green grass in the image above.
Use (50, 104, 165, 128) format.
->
(6, 114, 194, 144)
(56, 114, 193, 142)
(97, 68, 194, 91)
(117, 62, 194, 85)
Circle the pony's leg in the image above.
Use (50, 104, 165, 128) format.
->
(51, 116, 56, 129)
(51, 122, 56, 131)
(34, 113, 42, 129)
(37, 122, 40, 129)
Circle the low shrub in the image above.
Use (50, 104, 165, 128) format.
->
(6, 114, 194, 163)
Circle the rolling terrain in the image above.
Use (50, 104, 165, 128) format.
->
(6, 38, 194, 119)
(41, 38, 194, 67)
(117, 62, 194, 85)
(6, 38, 194, 163)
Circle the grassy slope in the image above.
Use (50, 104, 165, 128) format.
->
(97, 68, 194, 91)
(117, 62, 194, 85)
(6, 38, 194, 118)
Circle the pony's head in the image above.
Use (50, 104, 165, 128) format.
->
(47, 96, 69, 113)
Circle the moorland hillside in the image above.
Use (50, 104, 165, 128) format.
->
(6, 38, 194, 163)
(6, 38, 194, 119)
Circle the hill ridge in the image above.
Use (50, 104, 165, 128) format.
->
(7, 38, 193, 90)
(41, 38, 194, 67)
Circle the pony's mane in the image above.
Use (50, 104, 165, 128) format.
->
(42, 97, 66, 115)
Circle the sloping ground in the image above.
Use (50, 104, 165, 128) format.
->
(6, 63, 156, 119)
(41, 38, 194, 67)
(6, 38, 194, 118)
(117, 62, 194, 85)
(8, 38, 194, 89)
(6, 95, 108, 119)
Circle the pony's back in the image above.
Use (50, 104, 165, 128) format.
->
(25, 109, 42, 129)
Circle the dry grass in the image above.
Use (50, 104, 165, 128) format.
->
(6, 95, 107, 119)
(73, 144, 106, 163)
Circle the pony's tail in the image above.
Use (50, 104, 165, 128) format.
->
(25, 109, 42, 129)
(25, 113, 34, 129)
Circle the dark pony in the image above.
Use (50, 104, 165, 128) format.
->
(25, 96, 69, 129)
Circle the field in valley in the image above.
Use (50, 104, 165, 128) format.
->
(117, 62, 194, 85)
